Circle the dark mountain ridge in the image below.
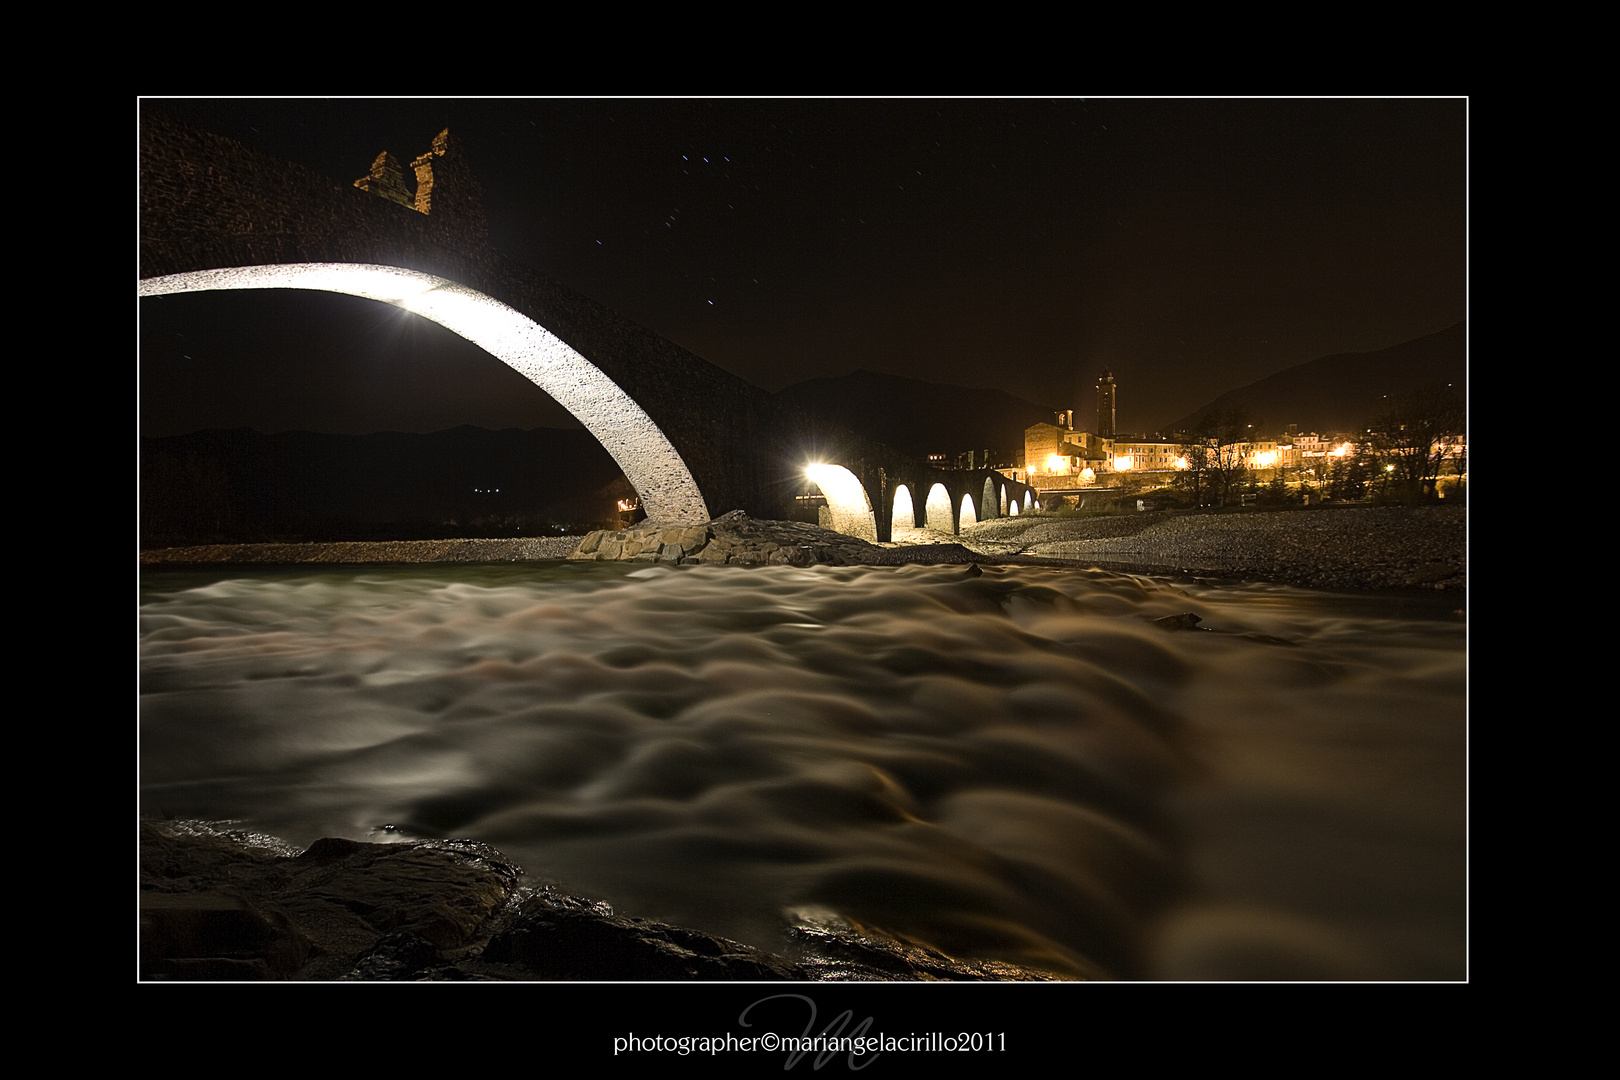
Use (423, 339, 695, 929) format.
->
(775, 323, 1466, 457)
(1166, 322, 1465, 437)
(775, 370, 1054, 458)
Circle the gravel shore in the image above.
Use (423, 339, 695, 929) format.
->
(140, 505, 1464, 594)
(953, 504, 1465, 592)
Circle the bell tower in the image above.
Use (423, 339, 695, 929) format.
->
(1096, 369, 1117, 439)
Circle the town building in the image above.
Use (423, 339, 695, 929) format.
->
(1022, 371, 1303, 493)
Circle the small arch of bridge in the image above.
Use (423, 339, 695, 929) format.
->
(807, 460, 1039, 542)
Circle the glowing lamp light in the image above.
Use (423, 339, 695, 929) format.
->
(1173, 456, 1189, 470)
(1080, 467, 1095, 483)
(1046, 455, 1069, 473)
(1256, 451, 1276, 467)
(1113, 456, 1133, 471)
(1331, 443, 1352, 458)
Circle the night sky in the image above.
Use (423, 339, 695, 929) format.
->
(140, 98, 1466, 439)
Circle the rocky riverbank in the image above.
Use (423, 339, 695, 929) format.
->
(140, 505, 1465, 593)
(138, 535, 583, 565)
(566, 509, 980, 567)
(956, 505, 1466, 593)
(140, 820, 1074, 981)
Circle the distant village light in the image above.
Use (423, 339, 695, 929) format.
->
(1113, 456, 1133, 471)
(1046, 454, 1069, 473)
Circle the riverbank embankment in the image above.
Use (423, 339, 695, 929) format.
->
(140, 505, 1464, 594)
(955, 504, 1465, 593)
(139, 535, 584, 565)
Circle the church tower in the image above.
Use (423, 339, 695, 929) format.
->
(1096, 369, 1117, 439)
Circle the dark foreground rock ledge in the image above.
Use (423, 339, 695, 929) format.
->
(140, 821, 1075, 982)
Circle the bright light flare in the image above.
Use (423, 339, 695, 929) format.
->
(1046, 455, 1069, 473)
(1113, 456, 1133, 471)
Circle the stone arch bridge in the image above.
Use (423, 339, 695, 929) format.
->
(139, 114, 1038, 542)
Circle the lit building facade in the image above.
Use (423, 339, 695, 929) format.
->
(1022, 371, 1301, 492)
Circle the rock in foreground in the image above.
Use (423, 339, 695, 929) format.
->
(569, 509, 883, 566)
(139, 822, 1074, 981)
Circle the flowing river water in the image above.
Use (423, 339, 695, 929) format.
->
(138, 560, 1466, 980)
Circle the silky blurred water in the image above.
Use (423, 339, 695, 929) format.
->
(138, 561, 1465, 980)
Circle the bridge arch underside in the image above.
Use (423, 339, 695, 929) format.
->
(805, 463, 876, 541)
(891, 484, 915, 530)
(138, 265, 712, 526)
(924, 483, 953, 532)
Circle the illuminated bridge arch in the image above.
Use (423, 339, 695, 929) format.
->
(805, 463, 877, 540)
(138, 264, 711, 525)
(924, 483, 953, 531)
(891, 484, 914, 528)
